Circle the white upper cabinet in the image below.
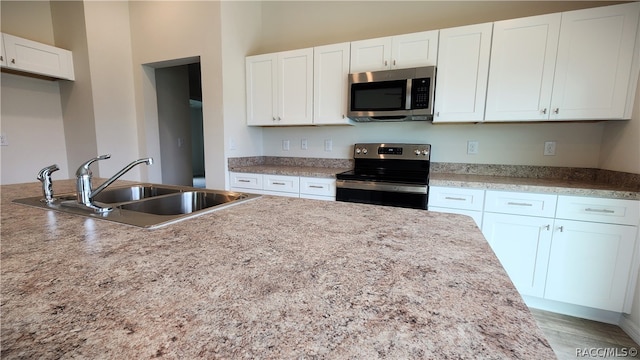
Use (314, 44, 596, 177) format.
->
(313, 42, 352, 125)
(246, 48, 313, 126)
(246, 53, 277, 126)
(349, 30, 438, 73)
(433, 23, 493, 123)
(1, 33, 74, 80)
(550, 2, 640, 120)
(485, 14, 561, 121)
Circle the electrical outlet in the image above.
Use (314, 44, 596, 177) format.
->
(467, 141, 478, 155)
(282, 140, 290, 151)
(544, 141, 556, 156)
(324, 139, 332, 152)
(0, 133, 7, 146)
(301, 138, 308, 150)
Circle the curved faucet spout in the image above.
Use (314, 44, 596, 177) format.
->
(90, 157, 153, 199)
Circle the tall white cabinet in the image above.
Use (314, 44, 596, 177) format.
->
(433, 23, 493, 123)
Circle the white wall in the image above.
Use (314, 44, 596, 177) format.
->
(0, 73, 69, 184)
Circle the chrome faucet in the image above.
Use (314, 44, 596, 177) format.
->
(37, 164, 60, 203)
(75, 155, 153, 213)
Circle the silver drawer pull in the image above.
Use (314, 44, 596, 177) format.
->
(273, 182, 286, 186)
(444, 196, 466, 201)
(238, 179, 251, 183)
(585, 208, 615, 214)
(309, 185, 324, 189)
(507, 202, 533, 207)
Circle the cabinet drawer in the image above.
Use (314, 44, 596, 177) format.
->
(263, 174, 299, 194)
(230, 172, 263, 190)
(429, 186, 484, 211)
(300, 177, 335, 197)
(556, 196, 640, 226)
(485, 190, 557, 217)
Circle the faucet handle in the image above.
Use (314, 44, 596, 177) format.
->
(37, 164, 60, 203)
(76, 154, 111, 177)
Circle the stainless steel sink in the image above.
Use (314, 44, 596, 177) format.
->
(119, 191, 245, 215)
(92, 184, 181, 203)
(13, 183, 260, 229)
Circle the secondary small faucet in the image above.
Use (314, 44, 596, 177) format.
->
(37, 164, 60, 203)
(75, 154, 153, 213)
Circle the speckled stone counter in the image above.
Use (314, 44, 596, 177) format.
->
(1, 180, 555, 359)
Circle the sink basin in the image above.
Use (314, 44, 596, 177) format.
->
(119, 191, 248, 215)
(12, 183, 260, 229)
(92, 185, 180, 203)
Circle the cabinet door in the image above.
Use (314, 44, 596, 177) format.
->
(434, 23, 492, 123)
(550, 2, 640, 120)
(349, 36, 392, 73)
(313, 43, 351, 125)
(391, 30, 439, 69)
(482, 212, 553, 297)
(277, 48, 313, 125)
(246, 53, 277, 126)
(545, 220, 637, 312)
(485, 14, 561, 121)
(0, 34, 6, 67)
(2, 33, 74, 80)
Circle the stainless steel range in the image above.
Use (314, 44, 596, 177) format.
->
(336, 143, 431, 209)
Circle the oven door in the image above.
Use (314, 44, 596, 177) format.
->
(335, 180, 428, 210)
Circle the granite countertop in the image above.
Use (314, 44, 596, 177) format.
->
(430, 173, 640, 200)
(1, 180, 555, 359)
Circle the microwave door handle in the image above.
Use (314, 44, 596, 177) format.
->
(405, 79, 412, 110)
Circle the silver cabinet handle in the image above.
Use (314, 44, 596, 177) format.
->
(0, 55, 3, 62)
(541, 108, 547, 115)
(393, 59, 396, 66)
(558, 226, 564, 232)
(273, 182, 286, 186)
(553, 108, 559, 114)
(238, 179, 251, 183)
(444, 196, 466, 201)
(309, 185, 324, 189)
(585, 208, 615, 214)
(11, 58, 15, 64)
(507, 202, 533, 207)
(384, 60, 388, 67)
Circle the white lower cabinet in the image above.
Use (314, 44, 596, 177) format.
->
(428, 186, 484, 227)
(229, 172, 336, 200)
(482, 212, 553, 297)
(545, 219, 637, 312)
(481, 190, 639, 313)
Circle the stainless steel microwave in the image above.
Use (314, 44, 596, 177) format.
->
(347, 66, 436, 122)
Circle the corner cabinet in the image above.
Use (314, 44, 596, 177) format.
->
(1, 33, 75, 80)
(433, 23, 492, 123)
(246, 48, 313, 126)
(485, 2, 640, 121)
(349, 30, 438, 73)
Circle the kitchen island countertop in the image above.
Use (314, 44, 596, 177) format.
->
(1, 180, 555, 359)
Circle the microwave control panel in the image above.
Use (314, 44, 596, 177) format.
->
(411, 78, 431, 109)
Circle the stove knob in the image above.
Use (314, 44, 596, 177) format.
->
(422, 149, 429, 156)
(355, 148, 361, 154)
(362, 148, 368, 154)
(414, 150, 421, 156)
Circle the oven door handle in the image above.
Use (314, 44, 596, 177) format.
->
(336, 180, 428, 194)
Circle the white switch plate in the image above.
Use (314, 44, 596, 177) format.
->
(544, 141, 556, 156)
(0, 133, 7, 146)
(301, 138, 308, 150)
(324, 139, 332, 152)
(467, 141, 478, 155)
(282, 140, 290, 151)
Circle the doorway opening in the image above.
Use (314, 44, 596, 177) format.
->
(154, 61, 205, 188)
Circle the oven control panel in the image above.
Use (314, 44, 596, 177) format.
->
(354, 143, 430, 160)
